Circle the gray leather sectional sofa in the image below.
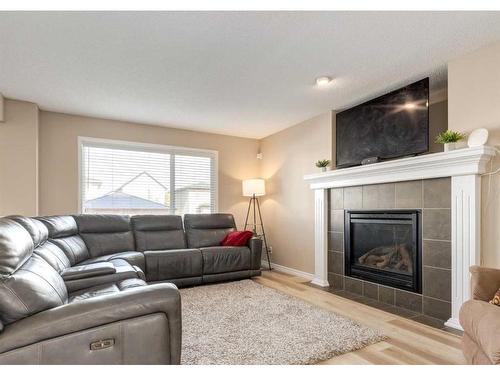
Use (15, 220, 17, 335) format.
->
(0, 213, 262, 364)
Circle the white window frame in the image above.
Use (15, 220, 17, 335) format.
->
(77, 136, 219, 215)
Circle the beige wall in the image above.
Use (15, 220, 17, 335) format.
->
(448, 41, 500, 267)
(260, 112, 333, 274)
(0, 99, 39, 216)
(38, 111, 260, 228)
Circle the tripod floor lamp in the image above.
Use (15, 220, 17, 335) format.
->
(242, 179, 272, 270)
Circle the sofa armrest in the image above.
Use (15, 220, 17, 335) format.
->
(60, 262, 116, 281)
(248, 236, 263, 270)
(459, 299, 500, 364)
(0, 283, 181, 363)
(470, 265, 500, 302)
(64, 264, 145, 293)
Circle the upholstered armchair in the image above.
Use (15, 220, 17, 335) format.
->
(459, 265, 500, 365)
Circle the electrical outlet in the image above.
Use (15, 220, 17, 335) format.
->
(268, 246, 272, 253)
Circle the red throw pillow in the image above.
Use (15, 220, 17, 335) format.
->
(220, 231, 254, 246)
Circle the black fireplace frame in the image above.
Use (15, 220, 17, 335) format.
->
(344, 210, 422, 293)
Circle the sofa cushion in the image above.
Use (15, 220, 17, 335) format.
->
(132, 215, 186, 251)
(144, 249, 202, 282)
(74, 215, 135, 258)
(8, 217, 72, 273)
(49, 235, 90, 266)
(184, 214, 236, 248)
(78, 251, 145, 271)
(470, 265, 500, 302)
(0, 218, 34, 276)
(200, 246, 251, 275)
(0, 254, 68, 325)
(80, 232, 136, 257)
(37, 216, 78, 239)
(460, 299, 500, 364)
(75, 214, 131, 233)
(132, 215, 183, 231)
(38, 216, 91, 266)
(34, 242, 72, 273)
(462, 332, 494, 365)
(68, 278, 147, 303)
(9, 216, 49, 248)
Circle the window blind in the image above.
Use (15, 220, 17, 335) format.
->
(80, 139, 217, 216)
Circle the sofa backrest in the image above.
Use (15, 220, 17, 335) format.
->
(0, 218, 68, 325)
(37, 216, 90, 266)
(8, 216, 48, 248)
(131, 215, 186, 251)
(184, 214, 236, 248)
(10, 216, 72, 273)
(74, 215, 135, 258)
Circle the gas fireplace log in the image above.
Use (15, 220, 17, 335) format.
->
(358, 244, 413, 272)
(396, 245, 413, 273)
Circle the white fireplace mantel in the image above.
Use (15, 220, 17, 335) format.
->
(304, 146, 495, 189)
(304, 146, 496, 330)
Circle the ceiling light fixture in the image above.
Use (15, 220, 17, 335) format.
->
(315, 76, 333, 87)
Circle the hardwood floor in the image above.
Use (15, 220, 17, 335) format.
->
(254, 270, 466, 365)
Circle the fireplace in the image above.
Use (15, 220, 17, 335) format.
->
(344, 210, 422, 293)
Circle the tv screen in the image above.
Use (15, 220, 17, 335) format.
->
(336, 78, 429, 168)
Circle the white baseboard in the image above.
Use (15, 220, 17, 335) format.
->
(261, 260, 314, 280)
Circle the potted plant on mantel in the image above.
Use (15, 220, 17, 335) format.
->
(315, 159, 331, 172)
(435, 130, 466, 152)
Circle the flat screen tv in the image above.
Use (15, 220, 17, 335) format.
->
(336, 78, 429, 168)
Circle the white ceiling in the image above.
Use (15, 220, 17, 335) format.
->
(1, 11, 500, 139)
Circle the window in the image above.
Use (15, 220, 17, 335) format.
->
(79, 137, 217, 216)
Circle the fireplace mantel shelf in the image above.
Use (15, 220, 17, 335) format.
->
(304, 145, 496, 331)
(304, 146, 496, 189)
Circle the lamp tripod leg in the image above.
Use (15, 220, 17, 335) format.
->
(256, 197, 272, 271)
(252, 195, 257, 234)
(244, 196, 252, 230)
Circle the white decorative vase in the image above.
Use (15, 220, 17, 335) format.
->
(321, 167, 327, 172)
(444, 143, 456, 152)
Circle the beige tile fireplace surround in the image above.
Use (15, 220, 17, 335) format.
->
(304, 146, 495, 330)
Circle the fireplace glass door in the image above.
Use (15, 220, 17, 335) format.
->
(344, 210, 421, 293)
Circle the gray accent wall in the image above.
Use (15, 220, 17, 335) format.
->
(327, 177, 452, 322)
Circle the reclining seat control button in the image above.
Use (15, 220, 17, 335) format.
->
(90, 338, 115, 351)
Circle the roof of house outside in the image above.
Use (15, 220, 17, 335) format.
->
(84, 191, 168, 209)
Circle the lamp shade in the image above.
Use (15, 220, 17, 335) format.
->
(242, 179, 266, 197)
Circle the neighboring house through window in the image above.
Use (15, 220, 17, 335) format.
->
(79, 137, 218, 216)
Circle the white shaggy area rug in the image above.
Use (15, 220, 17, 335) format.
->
(179, 279, 384, 365)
